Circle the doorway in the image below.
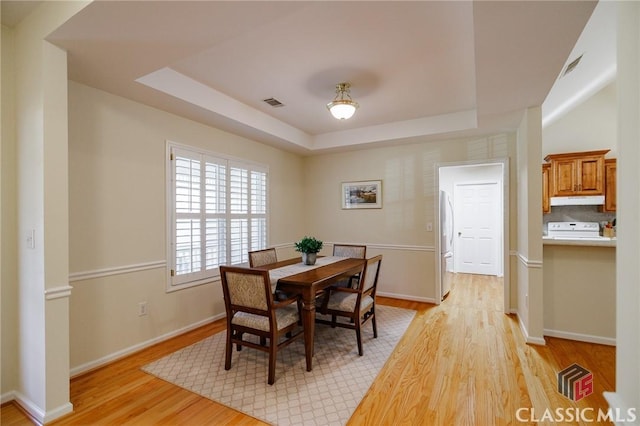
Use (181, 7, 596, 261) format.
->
(435, 159, 509, 312)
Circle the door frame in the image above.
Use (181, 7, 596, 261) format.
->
(434, 158, 510, 313)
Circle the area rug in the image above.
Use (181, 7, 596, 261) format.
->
(142, 305, 416, 426)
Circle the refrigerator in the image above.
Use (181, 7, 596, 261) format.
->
(440, 190, 454, 299)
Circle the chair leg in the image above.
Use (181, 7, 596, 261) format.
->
(268, 339, 277, 385)
(355, 317, 363, 356)
(225, 329, 233, 370)
(372, 311, 378, 338)
(331, 314, 337, 328)
(260, 337, 267, 346)
(236, 332, 243, 351)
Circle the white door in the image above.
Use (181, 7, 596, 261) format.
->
(454, 182, 499, 275)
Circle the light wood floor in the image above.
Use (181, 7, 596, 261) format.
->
(2, 273, 615, 425)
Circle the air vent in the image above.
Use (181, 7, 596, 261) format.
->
(561, 54, 583, 77)
(262, 97, 284, 108)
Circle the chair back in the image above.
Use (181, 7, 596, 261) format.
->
(359, 255, 382, 297)
(220, 266, 273, 314)
(248, 248, 277, 267)
(333, 244, 367, 259)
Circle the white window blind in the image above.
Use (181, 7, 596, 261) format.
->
(168, 144, 268, 289)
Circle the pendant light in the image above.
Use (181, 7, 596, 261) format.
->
(327, 82, 359, 120)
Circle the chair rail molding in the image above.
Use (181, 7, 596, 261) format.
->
(44, 285, 73, 300)
(69, 260, 166, 282)
(513, 250, 542, 269)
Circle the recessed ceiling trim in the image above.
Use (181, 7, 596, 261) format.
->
(136, 68, 312, 149)
(542, 64, 616, 128)
(312, 110, 478, 150)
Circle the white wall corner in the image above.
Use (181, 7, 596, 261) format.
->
(11, 391, 73, 424)
(516, 310, 546, 346)
(603, 392, 640, 426)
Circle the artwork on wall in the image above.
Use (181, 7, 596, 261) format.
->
(341, 180, 382, 209)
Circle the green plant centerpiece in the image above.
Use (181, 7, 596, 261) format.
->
(294, 236, 323, 265)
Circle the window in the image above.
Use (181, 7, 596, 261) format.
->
(167, 143, 268, 290)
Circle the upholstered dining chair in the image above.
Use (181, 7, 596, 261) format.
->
(316, 255, 382, 356)
(219, 265, 303, 385)
(248, 247, 278, 267)
(332, 243, 367, 288)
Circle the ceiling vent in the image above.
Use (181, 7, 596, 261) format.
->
(263, 97, 284, 108)
(561, 54, 583, 78)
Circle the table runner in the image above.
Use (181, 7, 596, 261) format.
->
(268, 255, 345, 291)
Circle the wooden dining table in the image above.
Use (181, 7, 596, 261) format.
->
(253, 256, 366, 371)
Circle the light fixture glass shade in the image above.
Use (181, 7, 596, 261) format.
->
(327, 100, 358, 120)
(327, 82, 359, 120)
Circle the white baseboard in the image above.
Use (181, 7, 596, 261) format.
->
(516, 312, 546, 345)
(70, 313, 225, 377)
(0, 390, 16, 405)
(377, 291, 436, 304)
(544, 328, 616, 346)
(6, 391, 72, 424)
(4, 313, 226, 422)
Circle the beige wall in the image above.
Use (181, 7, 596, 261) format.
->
(543, 245, 615, 343)
(302, 134, 517, 304)
(67, 81, 307, 371)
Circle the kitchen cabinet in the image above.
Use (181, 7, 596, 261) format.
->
(601, 158, 616, 212)
(542, 163, 550, 213)
(544, 150, 609, 196)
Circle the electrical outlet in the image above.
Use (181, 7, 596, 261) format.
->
(138, 302, 148, 316)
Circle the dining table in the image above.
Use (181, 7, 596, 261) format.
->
(253, 256, 366, 371)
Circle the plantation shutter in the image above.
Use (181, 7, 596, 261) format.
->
(168, 144, 268, 289)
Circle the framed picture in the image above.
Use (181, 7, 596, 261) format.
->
(341, 180, 382, 209)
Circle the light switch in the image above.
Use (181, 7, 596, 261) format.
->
(426, 222, 433, 232)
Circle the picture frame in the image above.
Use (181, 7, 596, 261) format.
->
(341, 180, 382, 209)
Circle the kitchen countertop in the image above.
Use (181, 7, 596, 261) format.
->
(542, 236, 616, 248)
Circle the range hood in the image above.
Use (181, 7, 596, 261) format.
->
(550, 195, 605, 206)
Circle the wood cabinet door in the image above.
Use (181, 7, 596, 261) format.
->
(542, 163, 550, 213)
(576, 156, 605, 194)
(552, 159, 577, 196)
(603, 159, 616, 212)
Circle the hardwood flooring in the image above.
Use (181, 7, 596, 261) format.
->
(2, 273, 615, 425)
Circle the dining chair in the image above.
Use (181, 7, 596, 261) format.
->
(248, 247, 278, 267)
(333, 243, 367, 259)
(220, 265, 303, 385)
(332, 243, 367, 288)
(316, 255, 382, 356)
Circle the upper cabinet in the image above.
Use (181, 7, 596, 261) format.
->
(602, 158, 617, 212)
(544, 150, 610, 197)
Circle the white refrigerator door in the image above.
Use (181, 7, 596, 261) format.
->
(440, 190, 454, 299)
(440, 191, 454, 254)
(442, 252, 453, 297)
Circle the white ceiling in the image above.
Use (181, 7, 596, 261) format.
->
(4, 1, 603, 155)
